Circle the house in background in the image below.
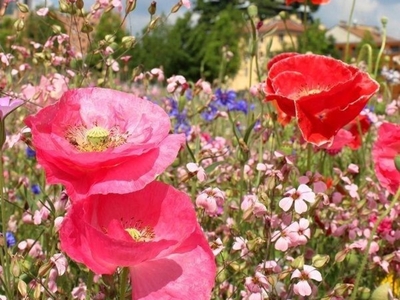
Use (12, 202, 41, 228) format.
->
(230, 15, 304, 91)
(326, 21, 400, 65)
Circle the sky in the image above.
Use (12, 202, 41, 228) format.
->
(121, 0, 400, 39)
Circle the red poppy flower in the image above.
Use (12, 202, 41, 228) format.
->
(265, 53, 379, 146)
(60, 181, 216, 299)
(286, 0, 330, 5)
(372, 122, 400, 195)
(25, 88, 185, 202)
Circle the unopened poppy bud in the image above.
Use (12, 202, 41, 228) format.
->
(14, 19, 25, 32)
(381, 16, 388, 26)
(132, 64, 144, 79)
(104, 4, 114, 12)
(279, 11, 288, 20)
(247, 4, 258, 18)
(16, 2, 29, 13)
(148, 1, 156, 15)
(394, 154, 400, 172)
(126, 0, 136, 13)
(76, 0, 84, 9)
(122, 35, 136, 48)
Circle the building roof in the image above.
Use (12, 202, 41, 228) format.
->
(258, 16, 305, 35)
(326, 21, 400, 45)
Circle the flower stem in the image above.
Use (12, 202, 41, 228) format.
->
(373, 18, 387, 79)
(85, 271, 94, 300)
(0, 148, 11, 299)
(119, 267, 130, 299)
(350, 187, 400, 300)
(344, 0, 357, 62)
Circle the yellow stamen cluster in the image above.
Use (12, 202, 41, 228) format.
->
(65, 125, 128, 152)
(125, 226, 155, 242)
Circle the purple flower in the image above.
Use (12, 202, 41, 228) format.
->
(215, 89, 236, 107)
(201, 103, 218, 121)
(228, 99, 249, 114)
(6, 232, 16, 247)
(0, 97, 24, 120)
(26, 147, 36, 159)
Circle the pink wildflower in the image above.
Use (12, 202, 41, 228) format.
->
(279, 184, 315, 214)
(291, 265, 322, 296)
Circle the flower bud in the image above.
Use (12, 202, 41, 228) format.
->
(170, 2, 181, 13)
(76, 0, 84, 9)
(126, 0, 136, 13)
(148, 16, 160, 30)
(312, 254, 330, 268)
(247, 4, 258, 18)
(14, 19, 25, 32)
(18, 279, 28, 297)
(16, 2, 29, 13)
(290, 255, 304, 269)
(105, 34, 115, 44)
(52, 25, 62, 34)
(148, 1, 156, 15)
(279, 11, 288, 20)
(59, 0, 70, 12)
(81, 22, 93, 33)
(381, 16, 388, 26)
(122, 35, 136, 48)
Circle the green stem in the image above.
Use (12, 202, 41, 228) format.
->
(350, 188, 400, 300)
(282, 18, 296, 51)
(119, 267, 130, 299)
(85, 271, 94, 300)
(373, 19, 387, 79)
(0, 148, 11, 299)
(344, 0, 357, 62)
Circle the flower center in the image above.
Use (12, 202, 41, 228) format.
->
(125, 226, 155, 242)
(65, 125, 128, 152)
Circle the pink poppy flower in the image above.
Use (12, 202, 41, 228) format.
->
(60, 181, 216, 300)
(372, 122, 400, 195)
(25, 88, 185, 202)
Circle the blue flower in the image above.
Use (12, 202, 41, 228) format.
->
(215, 89, 236, 107)
(26, 147, 36, 159)
(31, 184, 41, 195)
(201, 103, 218, 121)
(6, 232, 16, 247)
(228, 99, 249, 114)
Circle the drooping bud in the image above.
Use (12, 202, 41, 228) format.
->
(290, 255, 304, 269)
(148, 1, 156, 15)
(312, 254, 330, 268)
